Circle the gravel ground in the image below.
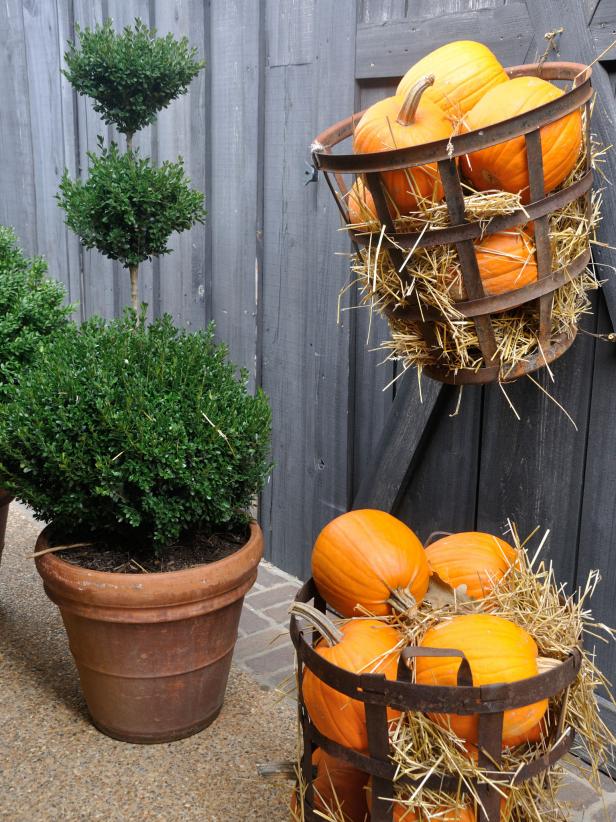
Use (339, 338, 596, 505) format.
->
(0, 506, 296, 822)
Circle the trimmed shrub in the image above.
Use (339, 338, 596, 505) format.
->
(0, 312, 272, 553)
(58, 141, 206, 269)
(63, 18, 204, 137)
(0, 226, 71, 399)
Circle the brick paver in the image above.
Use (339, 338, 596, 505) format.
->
(233, 560, 300, 690)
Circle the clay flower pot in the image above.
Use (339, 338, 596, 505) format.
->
(0, 490, 12, 566)
(35, 521, 263, 743)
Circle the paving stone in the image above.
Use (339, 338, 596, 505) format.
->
(242, 644, 295, 676)
(246, 584, 298, 611)
(257, 562, 295, 588)
(559, 771, 604, 811)
(583, 800, 616, 821)
(234, 627, 289, 660)
(239, 605, 271, 635)
(261, 600, 293, 625)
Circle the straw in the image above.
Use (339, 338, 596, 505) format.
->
(343, 123, 605, 382)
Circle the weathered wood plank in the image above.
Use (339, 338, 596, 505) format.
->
(475, 311, 597, 588)
(359, 0, 406, 25)
(209, 0, 261, 379)
(353, 372, 442, 512)
(355, 2, 533, 80)
(396, 386, 482, 540)
(577, 298, 616, 678)
(152, 0, 208, 330)
(524, 0, 616, 328)
(266, 0, 314, 67)
(72, 0, 115, 319)
(0, 0, 37, 253)
(590, 0, 616, 34)
(350, 81, 398, 502)
(21, 0, 81, 308)
(260, 0, 356, 579)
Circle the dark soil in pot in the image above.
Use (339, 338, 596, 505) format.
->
(35, 521, 263, 744)
(48, 523, 250, 573)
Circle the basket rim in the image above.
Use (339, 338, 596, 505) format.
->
(290, 577, 582, 714)
(311, 61, 592, 173)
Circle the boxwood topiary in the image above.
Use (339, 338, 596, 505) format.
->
(63, 18, 205, 138)
(0, 226, 72, 399)
(58, 141, 206, 270)
(0, 312, 272, 554)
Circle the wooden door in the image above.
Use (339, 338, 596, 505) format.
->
(351, 0, 616, 738)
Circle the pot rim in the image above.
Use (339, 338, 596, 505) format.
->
(35, 520, 264, 612)
(36, 519, 261, 579)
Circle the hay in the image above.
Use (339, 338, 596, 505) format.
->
(345, 126, 605, 381)
(382, 523, 615, 821)
(293, 525, 615, 821)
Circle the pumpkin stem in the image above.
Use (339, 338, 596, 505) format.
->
(387, 586, 417, 614)
(397, 74, 435, 126)
(289, 602, 344, 646)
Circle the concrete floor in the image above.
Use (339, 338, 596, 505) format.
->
(0, 507, 296, 822)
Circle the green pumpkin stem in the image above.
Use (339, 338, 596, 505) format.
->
(397, 74, 435, 126)
(289, 602, 344, 646)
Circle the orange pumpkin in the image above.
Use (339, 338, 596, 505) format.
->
(415, 614, 548, 748)
(474, 231, 538, 296)
(397, 41, 508, 120)
(347, 178, 376, 224)
(425, 531, 517, 599)
(353, 76, 452, 214)
(312, 509, 431, 616)
(461, 76, 582, 202)
(293, 603, 402, 752)
(367, 783, 478, 822)
(291, 749, 369, 822)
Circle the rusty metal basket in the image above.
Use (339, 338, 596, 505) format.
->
(311, 62, 594, 384)
(290, 578, 582, 822)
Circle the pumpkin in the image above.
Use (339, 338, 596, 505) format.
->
(447, 230, 538, 299)
(292, 602, 402, 752)
(415, 614, 548, 747)
(474, 231, 538, 296)
(312, 509, 431, 616)
(461, 76, 582, 202)
(397, 41, 508, 119)
(425, 531, 517, 599)
(366, 782, 478, 822)
(291, 749, 369, 822)
(353, 76, 452, 214)
(347, 178, 376, 224)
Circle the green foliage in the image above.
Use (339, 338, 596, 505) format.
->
(0, 313, 272, 553)
(64, 18, 205, 136)
(57, 141, 206, 268)
(0, 226, 72, 399)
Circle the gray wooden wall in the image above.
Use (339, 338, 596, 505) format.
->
(3, 0, 616, 696)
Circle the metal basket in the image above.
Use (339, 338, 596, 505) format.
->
(290, 578, 582, 822)
(311, 62, 593, 384)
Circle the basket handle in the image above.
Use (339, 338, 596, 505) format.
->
(398, 645, 474, 687)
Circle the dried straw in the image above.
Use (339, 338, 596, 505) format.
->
(293, 525, 615, 821)
(345, 125, 605, 381)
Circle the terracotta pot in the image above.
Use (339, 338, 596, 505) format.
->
(35, 522, 263, 743)
(0, 490, 12, 566)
